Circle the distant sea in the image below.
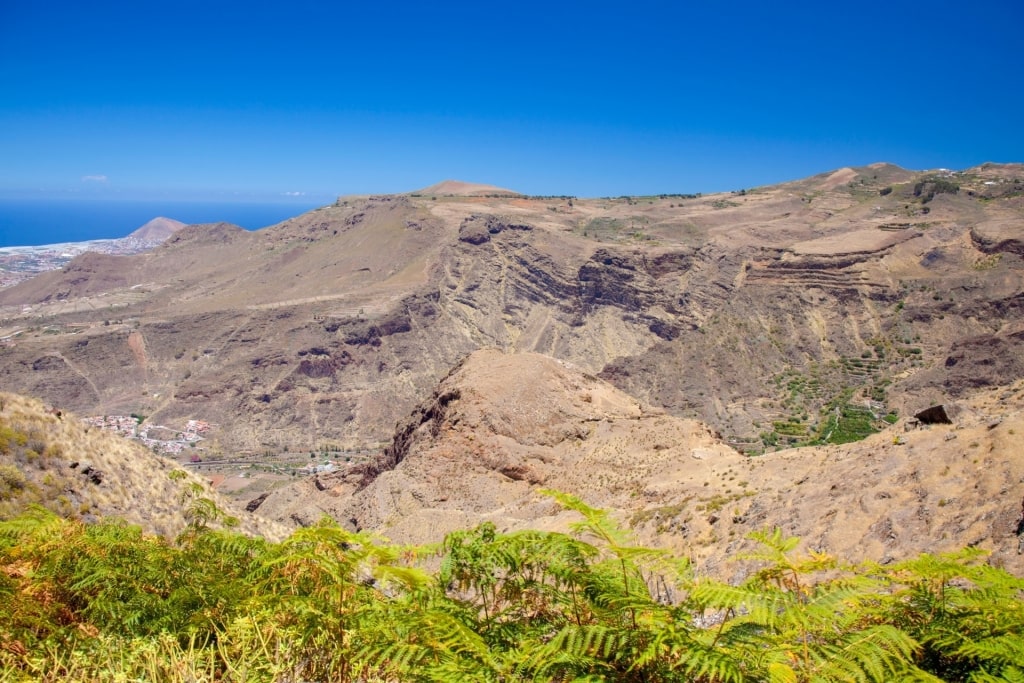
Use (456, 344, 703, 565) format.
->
(0, 199, 325, 248)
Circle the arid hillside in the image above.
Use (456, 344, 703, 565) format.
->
(255, 349, 1024, 576)
(0, 163, 1021, 466)
(0, 392, 286, 540)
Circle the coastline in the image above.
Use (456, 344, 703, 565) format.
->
(0, 198, 321, 248)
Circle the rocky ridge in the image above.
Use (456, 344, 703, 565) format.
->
(0, 164, 1020, 456)
(0, 162, 1021, 573)
(255, 349, 1024, 576)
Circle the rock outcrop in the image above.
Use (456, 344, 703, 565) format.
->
(256, 352, 1024, 576)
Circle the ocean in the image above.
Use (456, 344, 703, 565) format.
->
(0, 199, 325, 248)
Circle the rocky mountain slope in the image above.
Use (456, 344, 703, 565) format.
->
(255, 349, 1024, 576)
(0, 162, 1021, 574)
(0, 392, 286, 540)
(254, 349, 730, 534)
(0, 163, 1020, 461)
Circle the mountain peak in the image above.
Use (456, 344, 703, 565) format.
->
(126, 216, 187, 242)
(414, 180, 520, 196)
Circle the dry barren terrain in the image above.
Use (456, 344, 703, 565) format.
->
(1, 163, 1022, 569)
(256, 349, 1024, 576)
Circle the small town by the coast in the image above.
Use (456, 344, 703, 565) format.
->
(0, 236, 165, 288)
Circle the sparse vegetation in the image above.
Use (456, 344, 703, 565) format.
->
(0, 393, 279, 539)
(913, 177, 960, 204)
(973, 253, 1002, 270)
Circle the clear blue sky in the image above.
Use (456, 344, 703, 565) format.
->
(1, 0, 1021, 199)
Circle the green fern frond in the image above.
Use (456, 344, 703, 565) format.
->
(540, 488, 634, 549)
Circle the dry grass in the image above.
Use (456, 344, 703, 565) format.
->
(0, 392, 288, 540)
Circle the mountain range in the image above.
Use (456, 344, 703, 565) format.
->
(0, 163, 1022, 572)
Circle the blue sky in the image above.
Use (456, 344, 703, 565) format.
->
(1, 0, 1021, 199)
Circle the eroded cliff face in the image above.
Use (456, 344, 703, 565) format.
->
(0, 164, 1022, 456)
(254, 350, 1024, 577)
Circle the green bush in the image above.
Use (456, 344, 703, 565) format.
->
(0, 464, 27, 499)
(913, 177, 959, 204)
(1, 496, 1021, 682)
